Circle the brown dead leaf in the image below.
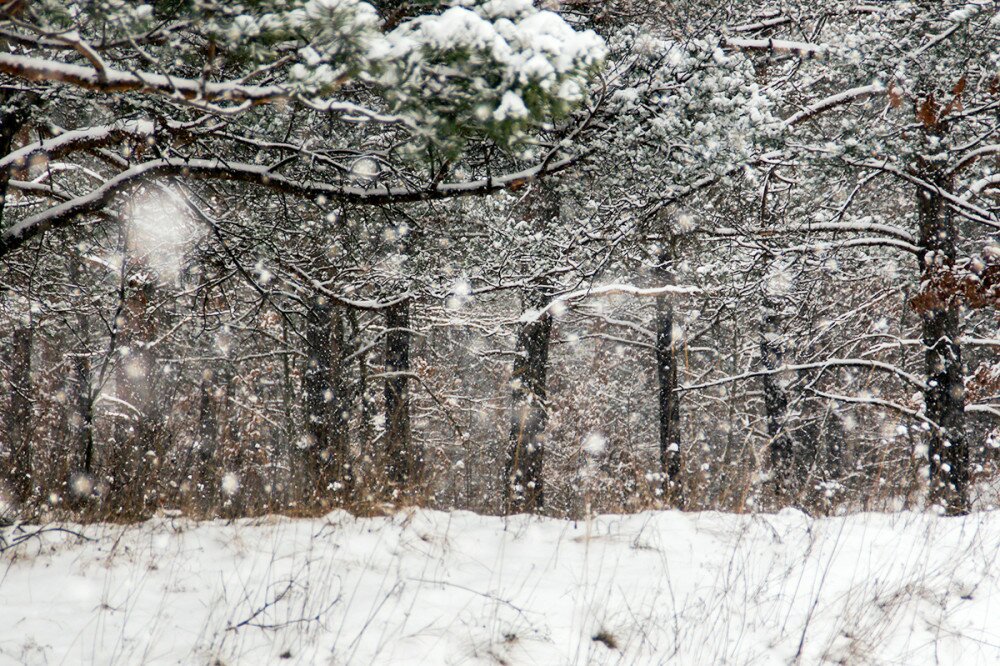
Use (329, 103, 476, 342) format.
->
(887, 83, 903, 109)
(916, 94, 938, 128)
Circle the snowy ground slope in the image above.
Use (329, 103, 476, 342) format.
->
(2, 510, 1000, 665)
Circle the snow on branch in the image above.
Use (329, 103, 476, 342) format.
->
(284, 263, 414, 312)
(847, 158, 1000, 230)
(729, 15, 793, 33)
(963, 174, 1000, 199)
(0, 120, 157, 175)
(0, 154, 581, 258)
(948, 144, 1000, 176)
(0, 54, 406, 122)
(644, 152, 785, 221)
(967, 405, 1000, 419)
(784, 83, 885, 127)
(808, 389, 936, 430)
(720, 36, 828, 58)
(781, 237, 920, 255)
(678, 359, 926, 393)
(520, 284, 701, 324)
(0, 53, 287, 104)
(908, 19, 964, 60)
(785, 221, 917, 245)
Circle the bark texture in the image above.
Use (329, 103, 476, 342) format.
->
(917, 175, 968, 514)
(384, 299, 415, 489)
(505, 292, 553, 513)
(655, 237, 683, 505)
(761, 295, 796, 499)
(4, 325, 34, 503)
(304, 295, 352, 503)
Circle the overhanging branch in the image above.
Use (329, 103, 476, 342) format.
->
(0, 154, 580, 258)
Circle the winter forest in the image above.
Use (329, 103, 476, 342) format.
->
(1, 1, 999, 664)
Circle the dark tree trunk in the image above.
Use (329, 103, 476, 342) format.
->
(760, 295, 796, 499)
(503, 183, 559, 514)
(5, 325, 34, 504)
(281, 317, 295, 449)
(67, 260, 95, 481)
(917, 175, 968, 515)
(0, 140, 15, 226)
(197, 372, 219, 463)
(383, 299, 415, 489)
(329, 307, 351, 493)
(655, 237, 683, 505)
(110, 279, 159, 515)
(1, 90, 34, 508)
(351, 310, 376, 455)
(303, 295, 352, 504)
(72, 330, 95, 475)
(504, 293, 553, 513)
(194, 364, 223, 510)
(303, 294, 332, 496)
(0, 91, 30, 228)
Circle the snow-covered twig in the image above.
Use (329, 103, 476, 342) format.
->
(784, 83, 885, 127)
(520, 283, 701, 324)
(720, 36, 828, 57)
(677, 358, 926, 393)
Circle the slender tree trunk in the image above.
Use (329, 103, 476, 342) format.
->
(67, 259, 95, 481)
(760, 294, 796, 500)
(655, 236, 683, 505)
(72, 330, 95, 474)
(383, 299, 415, 490)
(352, 310, 376, 460)
(329, 306, 351, 494)
(276, 315, 296, 508)
(195, 365, 221, 510)
(0, 92, 33, 506)
(5, 325, 34, 504)
(504, 292, 552, 513)
(303, 294, 331, 498)
(719, 319, 742, 508)
(281, 317, 295, 452)
(917, 175, 968, 514)
(217, 364, 243, 518)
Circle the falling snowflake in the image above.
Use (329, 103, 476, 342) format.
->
(221, 473, 240, 496)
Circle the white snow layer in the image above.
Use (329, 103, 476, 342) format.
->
(2, 509, 1000, 665)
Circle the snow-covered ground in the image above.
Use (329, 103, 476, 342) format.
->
(2, 509, 999, 665)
